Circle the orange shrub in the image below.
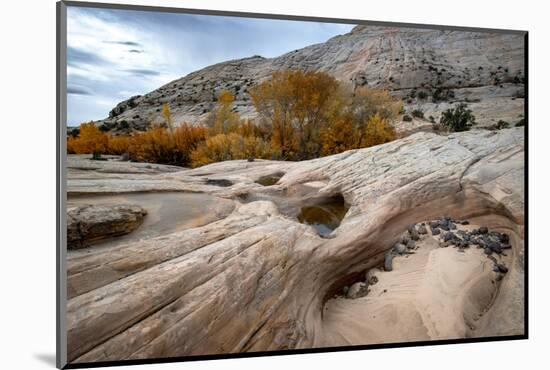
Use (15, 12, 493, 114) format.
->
(128, 123, 207, 166)
(172, 123, 208, 165)
(321, 114, 360, 156)
(66, 122, 108, 156)
(107, 135, 131, 155)
(128, 127, 173, 163)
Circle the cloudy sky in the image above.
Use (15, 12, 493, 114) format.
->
(66, 6, 354, 126)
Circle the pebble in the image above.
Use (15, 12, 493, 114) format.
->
(393, 243, 407, 255)
(487, 241, 503, 254)
(347, 282, 367, 299)
(417, 225, 428, 235)
(458, 241, 469, 249)
(409, 227, 420, 241)
(384, 251, 394, 271)
(443, 232, 455, 242)
(499, 233, 510, 244)
(496, 264, 509, 273)
(368, 276, 379, 285)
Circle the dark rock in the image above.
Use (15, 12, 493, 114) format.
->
(479, 226, 489, 234)
(431, 227, 440, 235)
(408, 226, 420, 241)
(429, 221, 439, 228)
(449, 222, 457, 230)
(487, 241, 503, 254)
(458, 241, 470, 249)
(206, 179, 233, 187)
(484, 247, 493, 255)
(443, 232, 455, 242)
(417, 224, 428, 235)
(496, 264, 509, 273)
(461, 220, 470, 225)
(406, 239, 416, 249)
(384, 251, 394, 271)
(393, 243, 407, 255)
(499, 233, 510, 244)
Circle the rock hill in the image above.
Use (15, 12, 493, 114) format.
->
(98, 25, 525, 132)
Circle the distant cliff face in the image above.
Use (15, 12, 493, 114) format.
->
(98, 25, 525, 132)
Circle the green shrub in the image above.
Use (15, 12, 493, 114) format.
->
(515, 118, 525, 127)
(495, 120, 509, 129)
(412, 109, 424, 119)
(433, 88, 443, 102)
(118, 120, 130, 130)
(440, 104, 476, 132)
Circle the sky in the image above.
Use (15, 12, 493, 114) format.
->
(66, 6, 355, 126)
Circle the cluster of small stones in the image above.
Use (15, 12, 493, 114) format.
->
(332, 215, 512, 301)
(383, 217, 510, 276)
(340, 273, 380, 300)
(384, 223, 428, 271)
(430, 216, 511, 276)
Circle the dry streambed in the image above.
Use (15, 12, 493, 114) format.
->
(65, 128, 525, 363)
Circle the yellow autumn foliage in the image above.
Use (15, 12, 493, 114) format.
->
(190, 133, 276, 167)
(67, 70, 401, 167)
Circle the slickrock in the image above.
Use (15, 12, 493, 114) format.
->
(66, 127, 524, 363)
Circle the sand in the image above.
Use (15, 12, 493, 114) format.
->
(317, 224, 511, 347)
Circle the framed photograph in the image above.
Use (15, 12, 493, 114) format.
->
(57, 1, 527, 368)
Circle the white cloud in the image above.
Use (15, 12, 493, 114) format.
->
(65, 6, 355, 125)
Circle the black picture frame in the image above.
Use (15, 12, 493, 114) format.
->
(56, 1, 529, 368)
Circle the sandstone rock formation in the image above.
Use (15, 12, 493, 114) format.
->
(96, 26, 524, 132)
(67, 204, 147, 249)
(65, 127, 524, 364)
